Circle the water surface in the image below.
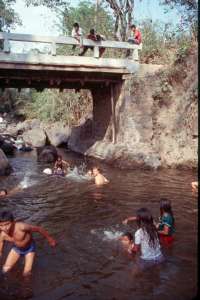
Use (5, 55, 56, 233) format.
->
(0, 150, 198, 300)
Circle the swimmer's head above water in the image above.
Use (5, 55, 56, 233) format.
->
(57, 155, 62, 162)
(119, 232, 133, 246)
(92, 167, 100, 176)
(0, 189, 8, 197)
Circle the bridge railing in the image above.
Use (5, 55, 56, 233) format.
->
(0, 32, 142, 61)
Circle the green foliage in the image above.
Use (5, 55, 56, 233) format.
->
(59, 1, 114, 38)
(0, 0, 21, 31)
(174, 35, 191, 63)
(21, 89, 92, 125)
(55, 0, 114, 56)
(160, 0, 197, 23)
(25, 0, 66, 8)
(138, 19, 173, 63)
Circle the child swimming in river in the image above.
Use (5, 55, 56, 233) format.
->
(119, 232, 134, 254)
(191, 181, 198, 192)
(92, 167, 109, 186)
(156, 198, 175, 245)
(0, 186, 24, 199)
(123, 198, 175, 246)
(54, 155, 70, 175)
(130, 208, 163, 262)
(0, 211, 56, 276)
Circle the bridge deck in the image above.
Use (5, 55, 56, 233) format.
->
(0, 52, 139, 89)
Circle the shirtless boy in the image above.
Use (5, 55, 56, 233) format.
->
(92, 167, 109, 186)
(0, 189, 8, 198)
(0, 186, 22, 199)
(54, 155, 70, 175)
(0, 211, 56, 276)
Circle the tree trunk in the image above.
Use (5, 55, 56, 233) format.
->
(105, 0, 134, 41)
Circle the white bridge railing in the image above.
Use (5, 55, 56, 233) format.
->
(0, 32, 142, 61)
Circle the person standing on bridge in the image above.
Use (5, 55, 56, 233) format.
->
(71, 22, 83, 54)
(78, 29, 106, 57)
(126, 24, 142, 57)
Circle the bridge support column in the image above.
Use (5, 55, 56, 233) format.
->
(91, 81, 122, 144)
(111, 84, 116, 144)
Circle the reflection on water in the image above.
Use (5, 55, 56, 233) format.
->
(0, 150, 198, 300)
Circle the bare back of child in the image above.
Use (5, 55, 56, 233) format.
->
(92, 167, 109, 186)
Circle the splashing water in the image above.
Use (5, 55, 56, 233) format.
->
(90, 228, 123, 241)
(103, 230, 123, 241)
(66, 165, 92, 182)
(19, 171, 38, 189)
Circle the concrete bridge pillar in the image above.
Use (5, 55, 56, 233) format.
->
(91, 81, 123, 144)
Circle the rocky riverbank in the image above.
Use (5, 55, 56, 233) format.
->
(0, 48, 197, 171)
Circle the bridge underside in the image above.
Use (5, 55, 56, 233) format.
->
(0, 53, 135, 89)
(0, 68, 123, 90)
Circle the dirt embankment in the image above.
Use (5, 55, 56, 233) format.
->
(74, 47, 198, 169)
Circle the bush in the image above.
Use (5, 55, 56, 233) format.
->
(20, 89, 93, 125)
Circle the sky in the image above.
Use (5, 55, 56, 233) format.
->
(12, 0, 180, 35)
(10, 0, 180, 52)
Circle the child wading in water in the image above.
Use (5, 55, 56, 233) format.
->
(53, 155, 70, 176)
(156, 198, 175, 246)
(92, 167, 109, 186)
(0, 211, 56, 276)
(123, 208, 163, 265)
(119, 232, 134, 254)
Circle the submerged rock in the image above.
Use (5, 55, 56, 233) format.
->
(0, 149, 12, 175)
(37, 145, 58, 163)
(0, 135, 15, 155)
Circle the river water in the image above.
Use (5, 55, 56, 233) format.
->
(0, 150, 198, 300)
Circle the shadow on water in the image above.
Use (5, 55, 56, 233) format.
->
(0, 150, 198, 300)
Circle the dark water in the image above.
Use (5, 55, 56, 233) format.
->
(0, 150, 198, 300)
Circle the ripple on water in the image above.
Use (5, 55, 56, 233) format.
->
(0, 151, 197, 300)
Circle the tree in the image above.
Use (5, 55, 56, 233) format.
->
(0, 0, 21, 31)
(104, 0, 134, 41)
(25, 0, 134, 41)
(58, 1, 114, 37)
(160, 0, 197, 37)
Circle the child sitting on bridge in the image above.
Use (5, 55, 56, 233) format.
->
(71, 22, 83, 54)
(79, 29, 105, 57)
(126, 24, 142, 58)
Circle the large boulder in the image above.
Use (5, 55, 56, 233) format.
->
(44, 123, 71, 147)
(0, 149, 12, 175)
(3, 124, 18, 136)
(23, 128, 46, 147)
(37, 145, 58, 163)
(0, 135, 15, 155)
(16, 119, 41, 133)
(68, 118, 94, 153)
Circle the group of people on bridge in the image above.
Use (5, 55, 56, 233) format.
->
(71, 22, 142, 57)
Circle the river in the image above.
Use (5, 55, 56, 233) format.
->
(0, 150, 198, 300)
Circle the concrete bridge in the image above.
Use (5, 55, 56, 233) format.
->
(0, 32, 144, 144)
(0, 32, 141, 90)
